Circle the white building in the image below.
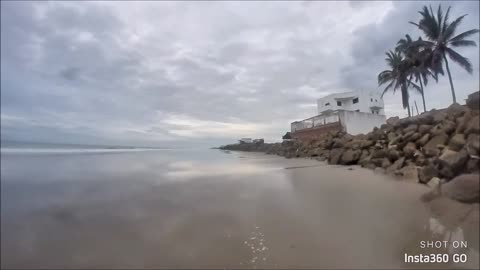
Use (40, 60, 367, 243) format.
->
(317, 89, 385, 115)
(238, 138, 252, 144)
(291, 89, 387, 136)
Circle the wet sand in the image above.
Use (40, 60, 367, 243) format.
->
(1, 149, 478, 269)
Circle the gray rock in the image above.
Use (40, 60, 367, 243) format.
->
(371, 149, 388, 159)
(431, 121, 456, 136)
(446, 103, 468, 117)
(329, 148, 344, 165)
(394, 164, 419, 182)
(404, 124, 418, 133)
(418, 164, 438, 184)
(465, 115, 480, 135)
(386, 157, 405, 174)
(340, 149, 362, 165)
(410, 132, 422, 141)
(427, 177, 442, 189)
(419, 124, 433, 134)
(442, 174, 480, 203)
(374, 167, 386, 174)
(466, 158, 479, 173)
(359, 149, 370, 160)
(455, 113, 471, 134)
(438, 149, 469, 174)
(448, 133, 466, 151)
(370, 158, 385, 167)
(466, 133, 480, 156)
(388, 149, 401, 161)
(432, 111, 447, 123)
(387, 132, 397, 141)
(466, 91, 479, 110)
(381, 158, 392, 169)
(364, 163, 377, 170)
(424, 133, 449, 157)
(386, 116, 400, 125)
(416, 133, 430, 146)
(403, 142, 417, 158)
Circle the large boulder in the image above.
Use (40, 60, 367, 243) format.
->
(448, 134, 466, 151)
(455, 112, 472, 134)
(432, 110, 447, 123)
(387, 132, 397, 141)
(370, 158, 385, 167)
(417, 164, 438, 184)
(431, 121, 456, 136)
(386, 157, 405, 174)
(446, 103, 468, 118)
(418, 124, 433, 134)
(329, 148, 344, 165)
(371, 149, 388, 159)
(466, 91, 479, 110)
(381, 158, 392, 168)
(387, 149, 401, 161)
(331, 138, 345, 149)
(340, 149, 362, 165)
(386, 116, 400, 126)
(442, 174, 480, 203)
(466, 134, 480, 156)
(466, 159, 479, 173)
(394, 164, 419, 182)
(438, 149, 469, 175)
(404, 124, 418, 133)
(465, 115, 480, 135)
(423, 133, 449, 157)
(416, 133, 430, 146)
(403, 142, 417, 158)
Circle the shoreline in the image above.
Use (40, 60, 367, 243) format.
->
(220, 98, 480, 205)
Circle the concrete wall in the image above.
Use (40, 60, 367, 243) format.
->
(291, 113, 340, 132)
(338, 110, 386, 135)
(291, 122, 342, 141)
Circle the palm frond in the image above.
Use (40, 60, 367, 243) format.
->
(381, 80, 395, 97)
(436, 5, 443, 35)
(446, 47, 473, 73)
(444, 14, 468, 40)
(450, 29, 480, 42)
(442, 6, 451, 34)
(450, 39, 477, 47)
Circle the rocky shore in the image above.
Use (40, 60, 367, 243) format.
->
(220, 94, 480, 203)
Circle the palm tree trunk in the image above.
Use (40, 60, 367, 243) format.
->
(402, 82, 411, 117)
(419, 77, 427, 112)
(443, 53, 457, 104)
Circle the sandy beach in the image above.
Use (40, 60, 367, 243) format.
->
(1, 148, 477, 269)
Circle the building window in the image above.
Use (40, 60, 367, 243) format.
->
(355, 109, 360, 112)
(371, 110, 374, 114)
(371, 98, 373, 102)
(325, 102, 330, 106)
(337, 101, 342, 106)
(375, 99, 377, 102)
(353, 98, 359, 104)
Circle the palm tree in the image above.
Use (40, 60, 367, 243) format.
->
(410, 5, 479, 104)
(395, 35, 437, 112)
(378, 50, 414, 117)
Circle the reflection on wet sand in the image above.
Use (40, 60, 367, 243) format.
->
(1, 150, 478, 269)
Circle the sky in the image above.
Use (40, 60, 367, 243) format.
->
(1, 1, 479, 147)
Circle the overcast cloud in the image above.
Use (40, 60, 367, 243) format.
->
(1, 1, 479, 146)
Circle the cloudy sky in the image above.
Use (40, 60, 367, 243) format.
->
(1, 1, 479, 147)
